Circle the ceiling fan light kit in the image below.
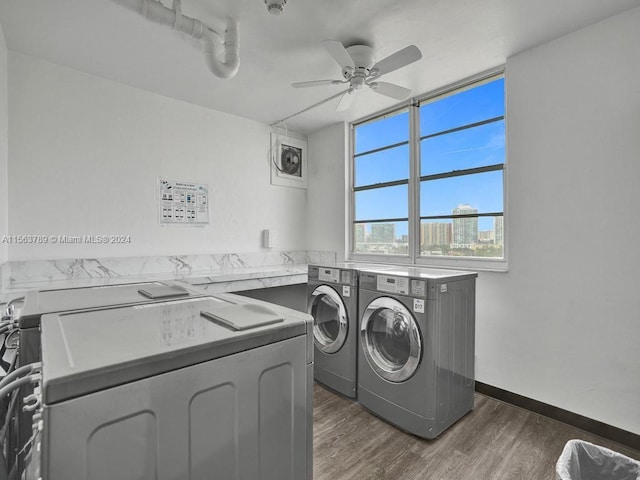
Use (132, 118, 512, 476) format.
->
(265, 0, 286, 15)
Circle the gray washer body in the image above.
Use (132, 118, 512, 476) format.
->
(37, 293, 313, 480)
(307, 264, 360, 398)
(17, 281, 204, 366)
(10, 281, 206, 475)
(357, 267, 477, 439)
(307, 262, 394, 398)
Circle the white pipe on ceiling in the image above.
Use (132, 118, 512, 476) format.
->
(111, 0, 239, 79)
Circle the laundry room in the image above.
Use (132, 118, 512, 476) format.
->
(0, 1, 639, 479)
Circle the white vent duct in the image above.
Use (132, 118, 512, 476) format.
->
(111, 0, 239, 79)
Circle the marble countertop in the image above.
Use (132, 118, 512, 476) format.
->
(0, 250, 335, 304)
(0, 264, 308, 304)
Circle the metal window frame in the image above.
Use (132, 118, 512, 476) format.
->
(354, 179, 408, 193)
(354, 140, 410, 158)
(354, 217, 409, 224)
(419, 115, 504, 142)
(420, 212, 504, 221)
(348, 66, 507, 271)
(420, 164, 503, 183)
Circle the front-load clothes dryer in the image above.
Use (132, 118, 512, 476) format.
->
(357, 267, 477, 439)
(31, 293, 313, 480)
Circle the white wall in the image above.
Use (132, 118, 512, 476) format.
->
(7, 52, 307, 260)
(481, 6, 640, 435)
(309, 7, 640, 435)
(307, 122, 348, 261)
(0, 24, 8, 265)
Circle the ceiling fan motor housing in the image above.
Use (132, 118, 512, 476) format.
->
(344, 45, 376, 88)
(345, 45, 375, 70)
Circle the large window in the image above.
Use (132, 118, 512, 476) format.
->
(350, 72, 506, 268)
(353, 109, 410, 256)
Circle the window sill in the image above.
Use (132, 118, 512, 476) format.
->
(415, 256, 508, 273)
(349, 253, 508, 273)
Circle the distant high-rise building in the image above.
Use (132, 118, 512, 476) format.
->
(421, 222, 452, 248)
(452, 204, 478, 248)
(354, 224, 366, 244)
(494, 216, 504, 245)
(478, 230, 493, 243)
(370, 223, 395, 244)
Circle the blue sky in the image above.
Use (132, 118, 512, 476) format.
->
(354, 78, 505, 234)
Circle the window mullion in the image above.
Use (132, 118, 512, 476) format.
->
(348, 124, 356, 255)
(408, 103, 420, 264)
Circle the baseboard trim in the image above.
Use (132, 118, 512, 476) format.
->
(475, 381, 640, 452)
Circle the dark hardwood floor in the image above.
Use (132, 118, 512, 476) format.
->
(313, 383, 640, 480)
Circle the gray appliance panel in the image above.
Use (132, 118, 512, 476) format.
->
(359, 266, 478, 281)
(19, 281, 203, 329)
(42, 335, 311, 480)
(308, 265, 358, 286)
(357, 275, 476, 439)
(41, 296, 309, 404)
(13, 281, 212, 476)
(359, 269, 477, 300)
(307, 275, 359, 398)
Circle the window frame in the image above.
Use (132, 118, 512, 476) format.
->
(348, 67, 508, 272)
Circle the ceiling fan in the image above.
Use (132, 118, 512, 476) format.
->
(292, 40, 422, 111)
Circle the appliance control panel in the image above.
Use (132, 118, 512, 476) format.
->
(376, 275, 409, 295)
(411, 280, 426, 296)
(318, 267, 340, 283)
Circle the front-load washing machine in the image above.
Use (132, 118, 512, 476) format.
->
(357, 267, 477, 439)
(307, 263, 359, 397)
(28, 293, 313, 480)
(307, 263, 392, 398)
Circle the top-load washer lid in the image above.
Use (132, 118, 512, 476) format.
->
(40, 295, 310, 405)
(18, 281, 201, 329)
(201, 304, 283, 331)
(137, 284, 190, 299)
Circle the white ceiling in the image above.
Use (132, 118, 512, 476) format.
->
(1, 0, 639, 135)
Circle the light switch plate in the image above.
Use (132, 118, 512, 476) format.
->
(262, 229, 277, 248)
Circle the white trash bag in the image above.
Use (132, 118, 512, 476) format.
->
(556, 439, 640, 480)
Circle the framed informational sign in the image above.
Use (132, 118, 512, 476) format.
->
(270, 133, 308, 189)
(158, 178, 209, 225)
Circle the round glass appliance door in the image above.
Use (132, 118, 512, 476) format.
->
(361, 297, 421, 382)
(308, 285, 348, 354)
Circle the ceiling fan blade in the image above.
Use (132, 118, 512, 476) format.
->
(322, 40, 355, 69)
(371, 45, 422, 77)
(369, 82, 412, 100)
(292, 79, 343, 88)
(336, 89, 356, 111)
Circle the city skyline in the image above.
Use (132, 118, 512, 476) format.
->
(355, 203, 504, 257)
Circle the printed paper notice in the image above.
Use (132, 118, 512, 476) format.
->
(159, 178, 209, 225)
